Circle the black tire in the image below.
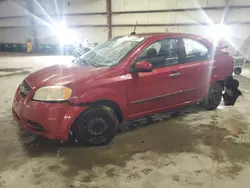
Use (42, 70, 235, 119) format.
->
(234, 67, 242, 75)
(201, 82, 223, 110)
(73, 105, 119, 145)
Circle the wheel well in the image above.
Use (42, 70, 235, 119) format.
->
(69, 100, 123, 142)
(92, 100, 123, 123)
(216, 80, 225, 89)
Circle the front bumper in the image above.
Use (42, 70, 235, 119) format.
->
(12, 87, 85, 141)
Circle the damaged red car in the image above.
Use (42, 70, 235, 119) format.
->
(12, 33, 238, 145)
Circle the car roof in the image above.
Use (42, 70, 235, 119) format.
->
(114, 32, 212, 47)
(129, 32, 212, 46)
(133, 32, 202, 39)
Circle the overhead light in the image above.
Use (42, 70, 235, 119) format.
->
(55, 21, 76, 44)
(207, 24, 231, 41)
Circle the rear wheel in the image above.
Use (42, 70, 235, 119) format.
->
(72, 105, 119, 145)
(201, 82, 223, 110)
(234, 67, 242, 75)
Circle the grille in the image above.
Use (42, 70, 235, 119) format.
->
(20, 81, 31, 98)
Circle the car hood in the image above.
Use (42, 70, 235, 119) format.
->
(25, 63, 107, 89)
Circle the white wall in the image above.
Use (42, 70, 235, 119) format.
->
(0, 28, 32, 43)
(0, 0, 107, 44)
(112, 10, 224, 25)
(63, 0, 106, 14)
(0, 0, 30, 43)
(0, 0, 250, 56)
(32, 0, 107, 44)
(0, 17, 30, 27)
(112, 0, 250, 57)
(112, 0, 224, 11)
(112, 0, 227, 33)
(0, 0, 27, 17)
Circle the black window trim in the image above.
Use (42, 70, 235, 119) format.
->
(130, 37, 183, 71)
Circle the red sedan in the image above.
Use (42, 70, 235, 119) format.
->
(13, 33, 236, 145)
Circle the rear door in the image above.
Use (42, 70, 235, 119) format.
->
(178, 37, 211, 102)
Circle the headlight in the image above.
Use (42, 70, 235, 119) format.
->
(33, 86, 72, 101)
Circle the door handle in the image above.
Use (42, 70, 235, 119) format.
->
(169, 72, 180, 77)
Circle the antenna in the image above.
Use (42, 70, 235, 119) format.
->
(130, 21, 138, 35)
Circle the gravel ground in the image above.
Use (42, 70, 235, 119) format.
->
(0, 53, 250, 188)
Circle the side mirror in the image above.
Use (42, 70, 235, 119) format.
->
(134, 61, 153, 72)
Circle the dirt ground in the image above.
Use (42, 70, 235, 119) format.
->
(0, 52, 250, 188)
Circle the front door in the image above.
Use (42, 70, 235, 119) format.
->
(127, 38, 183, 119)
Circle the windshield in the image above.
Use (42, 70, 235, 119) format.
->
(77, 36, 145, 67)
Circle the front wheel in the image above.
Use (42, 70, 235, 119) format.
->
(201, 82, 223, 110)
(72, 105, 119, 145)
(234, 67, 242, 75)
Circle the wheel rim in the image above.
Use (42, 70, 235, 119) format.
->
(234, 68, 242, 74)
(209, 88, 221, 105)
(87, 118, 108, 136)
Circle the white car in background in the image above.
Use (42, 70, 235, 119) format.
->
(231, 55, 245, 75)
(219, 39, 248, 75)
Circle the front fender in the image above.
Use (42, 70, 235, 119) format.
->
(69, 88, 128, 118)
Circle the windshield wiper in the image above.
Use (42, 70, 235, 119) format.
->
(75, 57, 93, 67)
(77, 59, 88, 66)
(88, 60, 109, 67)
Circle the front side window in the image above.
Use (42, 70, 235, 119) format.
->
(77, 36, 145, 67)
(183, 38, 209, 62)
(137, 38, 179, 69)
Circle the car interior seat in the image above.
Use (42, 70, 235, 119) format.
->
(146, 48, 157, 58)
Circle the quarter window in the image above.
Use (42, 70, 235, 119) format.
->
(137, 38, 179, 69)
(183, 38, 209, 62)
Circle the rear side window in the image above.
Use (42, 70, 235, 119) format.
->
(183, 38, 209, 62)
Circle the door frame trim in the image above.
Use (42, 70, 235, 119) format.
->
(130, 88, 200, 104)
